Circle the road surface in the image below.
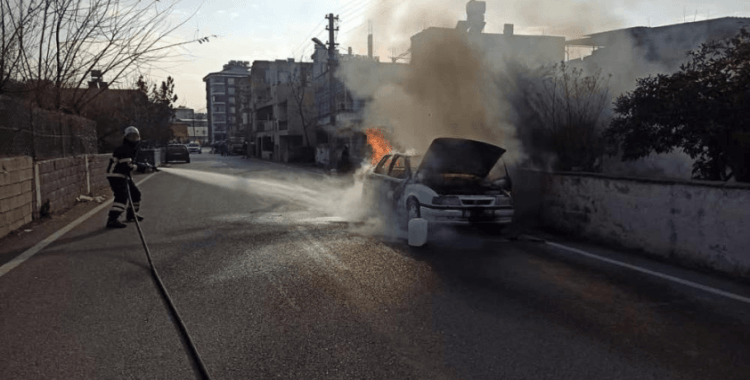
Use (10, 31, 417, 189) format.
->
(1, 152, 749, 379)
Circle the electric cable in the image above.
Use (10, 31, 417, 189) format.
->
(290, 0, 370, 59)
(126, 174, 212, 380)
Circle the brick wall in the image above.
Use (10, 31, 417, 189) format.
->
(89, 154, 111, 192)
(34, 154, 112, 216)
(0, 152, 149, 238)
(0, 157, 34, 238)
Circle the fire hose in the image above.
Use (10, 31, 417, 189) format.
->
(126, 173, 212, 380)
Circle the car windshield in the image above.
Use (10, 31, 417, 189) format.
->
(189, 144, 199, 147)
(486, 158, 509, 181)
(409, 156, 423, 172)
(167, 146, 186, 152)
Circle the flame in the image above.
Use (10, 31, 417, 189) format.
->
(365, 128, 393, 165)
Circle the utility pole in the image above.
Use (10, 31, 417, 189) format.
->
(326, 13, 339, 126)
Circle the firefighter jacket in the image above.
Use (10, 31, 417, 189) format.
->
(106, 138, 141, 179)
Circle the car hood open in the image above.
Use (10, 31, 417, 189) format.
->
(416, 138, 506, 178)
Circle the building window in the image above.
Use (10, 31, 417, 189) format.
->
(229, 96, 235, 104)
(213, 105, 225, 113)
(211, 77, 223, 84)
(228, 78, 235, 85)
(211, 84, 225, 95)
(228, 87, 235, 95)
(230, 106, 236, 114)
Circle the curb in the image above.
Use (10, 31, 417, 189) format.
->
(0, 173, 159, 278)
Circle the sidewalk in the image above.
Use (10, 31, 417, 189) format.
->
(0, 169, 196, 380)
(0, 172, 151, 267)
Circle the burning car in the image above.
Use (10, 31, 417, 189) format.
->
(363, 137, 514, 234)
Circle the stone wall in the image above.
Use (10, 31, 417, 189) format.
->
(34, 154, 111, 216)
(0, 154, 111, 239)
(0, 157, 34, 238)
(518, 169, 750, 278)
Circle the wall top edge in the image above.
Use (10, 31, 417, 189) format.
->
(518, 168, 750, 190)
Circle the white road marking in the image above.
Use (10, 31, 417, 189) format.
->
(0, 173, 158, 278)
(545, 240, 750, 305)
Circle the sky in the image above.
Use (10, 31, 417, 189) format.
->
(142, 0, 749, 111)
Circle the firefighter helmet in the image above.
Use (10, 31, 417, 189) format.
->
(124, 126, 140, 142)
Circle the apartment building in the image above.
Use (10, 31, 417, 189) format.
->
(566, 17, 750, 92)
(202, 61, 250, 143)
(409, 25, 565, 67)
(311, 44, 404, 168)
(248, 59, 315, 162)
(172, 106, 209, 144)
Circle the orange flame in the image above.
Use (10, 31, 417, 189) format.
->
(365, 128, 393, 165)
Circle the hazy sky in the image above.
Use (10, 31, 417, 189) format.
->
(145, 0, 749, 111)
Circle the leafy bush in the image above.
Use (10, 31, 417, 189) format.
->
(605, 28, 750, 182)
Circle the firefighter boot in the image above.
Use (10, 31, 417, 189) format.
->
(106, 216, 127, 229)
(126, 209, 144, 223)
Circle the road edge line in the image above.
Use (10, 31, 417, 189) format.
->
(0, 173, 158, 278)
(545, 240, 750, 305)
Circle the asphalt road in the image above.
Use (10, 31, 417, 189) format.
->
(1, 152, 749, 380)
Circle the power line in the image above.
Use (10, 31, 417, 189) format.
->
(291, 18, 327, 58)
(290, 0, 372, 59)
(339, 0, 376, 20)
(298, 28, 329, 62)
(339, 0, 398, 36)
(339, 2, 379, 29)
(337, 0, 373, 16)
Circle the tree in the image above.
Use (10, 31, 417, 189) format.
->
(288, 64, 317, 147)
(513, 61, 612, 172)
(605, 28, 750, 182)
(85, 75, 177, 152)
(133, 75, 178, 144)
(0, 0, 213, 113)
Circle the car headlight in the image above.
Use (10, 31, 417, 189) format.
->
(432, 196, 461, 206)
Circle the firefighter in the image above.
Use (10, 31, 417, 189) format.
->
(105, 126, 146, 228)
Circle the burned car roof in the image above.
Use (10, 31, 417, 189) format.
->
(415, 138, 506, 178)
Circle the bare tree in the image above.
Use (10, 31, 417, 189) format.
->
(519, 62, 612, 171)
(288, 64, 317, 147)
(0, 0, 213, 113)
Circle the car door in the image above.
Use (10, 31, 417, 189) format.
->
(384, 155, 409, 208)
(364, 155, 393, 205)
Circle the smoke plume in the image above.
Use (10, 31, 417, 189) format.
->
(337, 30, 525, 164)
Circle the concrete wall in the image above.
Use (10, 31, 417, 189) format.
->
(0, 154, 111, 239)
(0, 95, 97, 159)
(0, 157, 34, 238)
(519, 170, 750, 278)
(34, 154, 111, 216)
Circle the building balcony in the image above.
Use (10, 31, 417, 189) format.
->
(263, 120, 277, 131)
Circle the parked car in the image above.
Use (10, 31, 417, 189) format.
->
(363, 137, 514, 233)
(187, 143, 202, 154)
(165, 144, 191, 163)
